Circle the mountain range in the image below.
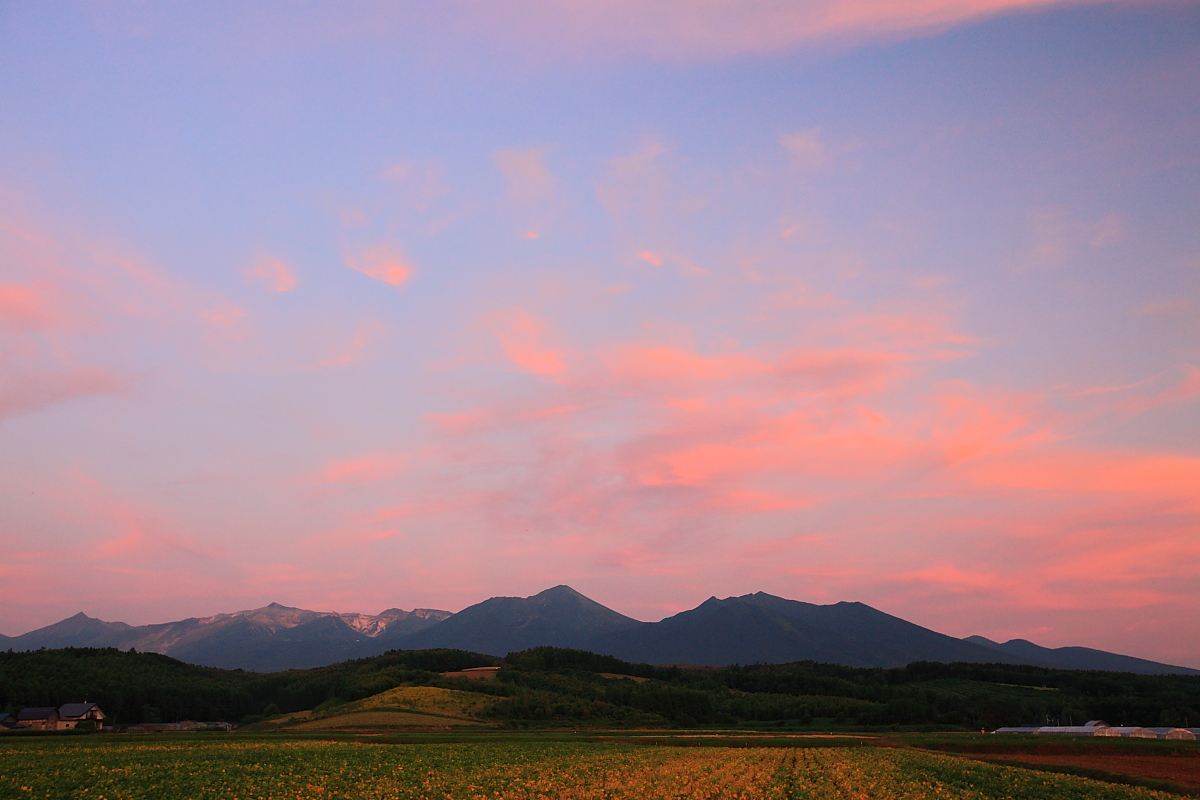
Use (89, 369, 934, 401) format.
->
(0, 603, 450, 671)
(3, 585, 1194, 675)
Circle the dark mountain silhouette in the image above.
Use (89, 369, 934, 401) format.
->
(6, 587, 1195, 675)
(964, 636, 1199, 676)
(399, 585, 645, 654)
(583, 593, 1018, 668)
(2, 612, 136, 649)
(2, 603, 450, 672)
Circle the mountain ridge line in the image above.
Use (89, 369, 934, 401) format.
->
(3, 585, 1194, 676)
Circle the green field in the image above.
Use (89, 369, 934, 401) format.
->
(0, 737, 1176, 800)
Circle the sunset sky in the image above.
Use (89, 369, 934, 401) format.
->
(2, 1, 1198, 666)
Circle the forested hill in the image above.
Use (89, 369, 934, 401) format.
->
(3, 646, 1199, 731)
(0, 648, 496, 727)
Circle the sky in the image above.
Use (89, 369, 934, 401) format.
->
(1, 0, 1198, 666)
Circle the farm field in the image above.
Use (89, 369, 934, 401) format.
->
(0, 737, 1180, 800)
(974, 753, 1200, 792)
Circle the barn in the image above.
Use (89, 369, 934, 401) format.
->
(16, 707, 59, 730)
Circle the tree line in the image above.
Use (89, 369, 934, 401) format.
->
(3, 645, 1198, 729)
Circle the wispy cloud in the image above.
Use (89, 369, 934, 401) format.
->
(493, 147, 555, 204)
(182, 0, 1123, 66)
(345, 245, 414, 287)
(0, 367, 126, 421)
(309, 453, 407, 486)
(484, 307, 567, 378)
(244, 255, 299, 293)
(315, 320, 385, 368)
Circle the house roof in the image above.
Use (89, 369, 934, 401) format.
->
(18, 707, 58, 720)
(0, 713, 14, 723)
(59, 702, 99, 718)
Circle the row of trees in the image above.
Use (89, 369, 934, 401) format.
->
(4, 645, 1198, 729)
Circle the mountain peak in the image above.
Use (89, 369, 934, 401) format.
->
(535, 585, 585, 598)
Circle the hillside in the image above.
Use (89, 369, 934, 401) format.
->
(4, 646, 1200, 731)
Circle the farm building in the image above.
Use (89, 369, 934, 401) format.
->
(16, 707, 59, 730)
(12, 704, 106, 731)
(1035, 725, 1121, 736)
(994, 720, 1197, 738)
(57, 702, 105, 730)
(1146, 727, 1196, 740)
(0, 712, 24, 730)
(995, 720, 1121, 736)
(1109, 727, 1157, 738)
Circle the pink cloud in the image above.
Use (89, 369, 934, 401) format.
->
(966, 450, 1200, 510)
(0, 196, 258, 392)
(484, 307, 567, 377)
(202, 303, 246, 327)
(1118, 364, 1200, 416)
(382, 159, 448, 212)
(244, 255, 299, 292)
(776, 347, 909, 395)
(0, 283, 58, 331)
(493, 147, 555, 204)
(345, 245, 414, 287)
(0, 367, 125, 421)
(1135, 298, 1192, 317)
(84, 1, 1121, 72)
(315, 320, 385, 368)
(308, 454, 407, 486)
(357, 1, 1120, 65)
(779, 128, 828, 168)
(604, 342, 766, 384)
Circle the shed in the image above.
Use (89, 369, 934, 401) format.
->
(1146, 727, 1196, 741)
(1109, 727, 1157, 739)
(17, 707, 60, 731)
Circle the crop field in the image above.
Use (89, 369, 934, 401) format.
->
(286, 711, 487, 730)
(351, 687, 498, 718)
(0, 737, 1180, 800)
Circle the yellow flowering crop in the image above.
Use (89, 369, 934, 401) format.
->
(0, 739, 1173, 799)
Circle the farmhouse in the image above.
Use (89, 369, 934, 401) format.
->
(16, 707, 59, 730)
(57, 702, 105, 730)
(11, 703, 107, 731)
